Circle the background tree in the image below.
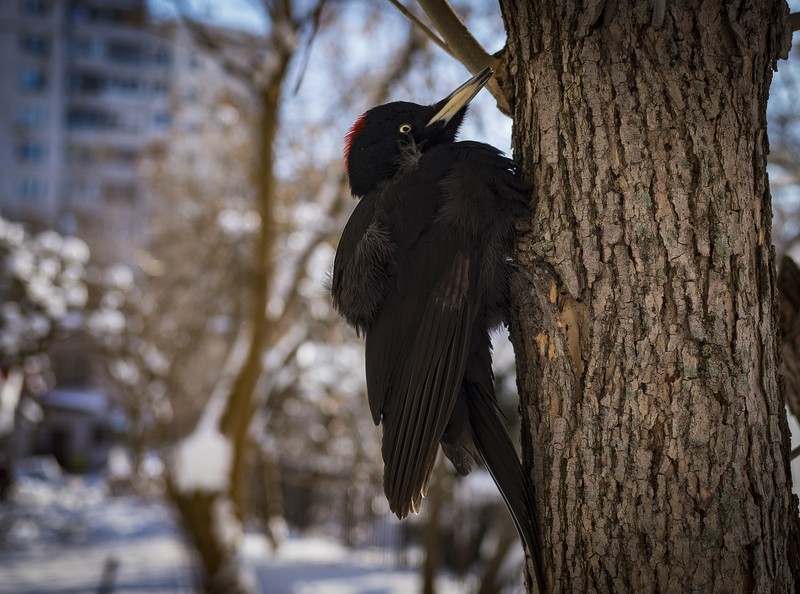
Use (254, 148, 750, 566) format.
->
(139, 6, 320, 590)
(89, 4, 449, 591)
(0, 220, 91, 497)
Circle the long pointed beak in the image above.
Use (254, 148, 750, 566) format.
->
(426, 66, 493, 128)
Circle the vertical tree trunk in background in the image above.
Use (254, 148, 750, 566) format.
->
(498, 1, 795, 591)
(421, 463, 444, 594)
(168, 44, 294, 594)
(222, 52, 290, 530)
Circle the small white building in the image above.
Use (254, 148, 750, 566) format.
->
(34, 387, 124, 473)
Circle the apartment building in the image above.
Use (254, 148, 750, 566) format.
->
(0, 0, 253, 390)
(0, 0, 177, 265)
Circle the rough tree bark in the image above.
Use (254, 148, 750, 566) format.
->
(497, 1, 796, 591)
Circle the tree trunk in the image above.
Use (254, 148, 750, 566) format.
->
(498, 1, 795, 591)
(167, 42, 294, 594)
(421, 462, 445, 594)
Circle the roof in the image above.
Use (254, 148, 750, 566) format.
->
(41, 389, 109, 415)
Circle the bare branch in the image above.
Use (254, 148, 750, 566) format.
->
(171, 0, 260, 84)
(416, 0, 489, 70)
(386, 0, 454, 59)
(791, 12, 800, 33)
(267, 167, 348, 324)
(292, 0, 328, 94)
(415, 0, 510, 114)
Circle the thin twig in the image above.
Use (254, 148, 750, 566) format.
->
(292, 0, 327, 94)
(171, 0, 260, 83)
(386, 0, 454, 59)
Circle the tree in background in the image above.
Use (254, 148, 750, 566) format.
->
(769, 40, 800, 257)
(126, 5, 323, 589)
(0, 219, 90, 496)
(89, 3, 443, 591)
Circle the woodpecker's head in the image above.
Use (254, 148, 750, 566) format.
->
(344, 67, 493, 198)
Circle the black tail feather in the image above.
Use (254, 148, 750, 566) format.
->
(464, 382, 545, 592)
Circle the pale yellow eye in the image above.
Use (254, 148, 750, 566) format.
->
(398, 123, 412, 134)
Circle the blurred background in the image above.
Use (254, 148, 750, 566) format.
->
(0, 1, 800, 593)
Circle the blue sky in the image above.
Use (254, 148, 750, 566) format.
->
(148, 0, 267, 32)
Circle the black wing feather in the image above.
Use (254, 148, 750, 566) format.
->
(366, 245, 478, 517)
(331, 193, 393, 335)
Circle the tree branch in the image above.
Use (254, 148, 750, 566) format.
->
(416, 0, 489, 71)
(414, 0, 510, 114)
(386, 0, 454, 58)
(791, 12, 800, 33)
(171, 8, 258, 83)
(291, 0, 327, 94)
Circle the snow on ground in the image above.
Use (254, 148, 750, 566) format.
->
(0, 531, 192, 594)
(0, 461, 193, 594)
(243, 534, 466, 594)
(0, 458, 467, 594)
(3, 426, 798, 594)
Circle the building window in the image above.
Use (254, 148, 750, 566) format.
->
(118, 112, 142, 133)
(66, 179, 91, 204)
(13, 105, 47, 128)
(68, 71, 104, 94)
(68, 4, 88, 24)
(19, 31, 50, 56)
(113, 148, 137, 165)
(108, 76, 140, 95)
(153, 48, 171, 65)
(105, 182, 137, 204)
(68, 37, 89, 57)
(16, 141, 46, 163)
(106, 41, 142, 65)
(68, 5, 143, 27)
(69, 37, 104, 59)
(18, 178, 46, 200)
(66, 107, 117, 130)
(66, 144, 94, 164)
(19, 0, 50, 17)
(19, 69, 47, 92)
(92, 424, 108, 445)
(151, 79, 168, 95)
(154, 113, 171, 128)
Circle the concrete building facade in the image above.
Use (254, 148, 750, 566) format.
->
(0, 0, 174, 265)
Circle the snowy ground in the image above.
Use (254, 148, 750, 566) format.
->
(0, 459, 468, 594)
(244, 536, 466, 594)
(3, 432, 799, 594)
(0, 462, 193, 594)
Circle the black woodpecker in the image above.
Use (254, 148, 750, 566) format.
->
(331, 68, 542, 584)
